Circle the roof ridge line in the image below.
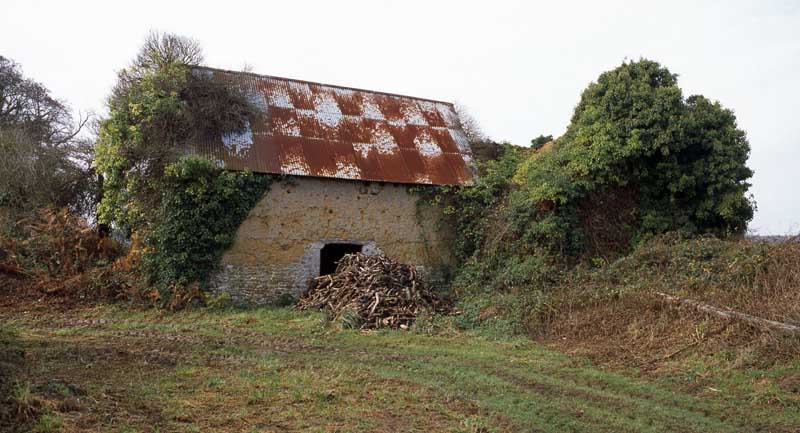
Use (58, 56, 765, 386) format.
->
(192, 65, 455, 106)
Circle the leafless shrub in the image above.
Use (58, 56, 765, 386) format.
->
(453, 102, 486, 143)
(110, 31, 205, 106)
(0, 56, 95, 217)
(136, 31, 204, 69)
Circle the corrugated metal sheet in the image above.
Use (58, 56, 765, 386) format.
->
(191, 67, 474, 186)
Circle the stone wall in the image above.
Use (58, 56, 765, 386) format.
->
(210, 176, 454, 305)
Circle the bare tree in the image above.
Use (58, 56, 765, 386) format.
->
(0, 56, 89, 145)
(452, 102, 510, 165)
(134, 31, 204, 72)
(0, 56, 94, 216)
(453, 102, 486, 143)
(111, 31, 205, 106)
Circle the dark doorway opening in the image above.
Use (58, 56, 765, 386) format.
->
(320, 243, 362, 276)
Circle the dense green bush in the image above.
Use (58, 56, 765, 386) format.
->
(417, 145, 561, 334)
(514, 59, 754, 248)
(423, 59, 756, 334)
(142, 156, 271, 297)
(423, 143, 526, 262)
(94, 61, 190, 231)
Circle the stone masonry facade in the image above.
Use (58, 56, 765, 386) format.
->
(209, 176, 454, 305)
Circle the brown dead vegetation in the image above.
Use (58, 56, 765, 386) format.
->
(576, 184, 639, 261)
(540, 235, 800, 369)
(0, 209, 130, 300)
(0, 208, 207, 310)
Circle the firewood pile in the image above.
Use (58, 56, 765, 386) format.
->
(297, 253, 449, 329)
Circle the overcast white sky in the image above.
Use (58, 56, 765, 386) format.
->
(2, 0, 798, 234)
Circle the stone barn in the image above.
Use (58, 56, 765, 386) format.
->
(190, 67, 475, 305)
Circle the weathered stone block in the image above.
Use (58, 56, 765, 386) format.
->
(210, 176, 454, 305)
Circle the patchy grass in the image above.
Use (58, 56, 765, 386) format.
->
(1, 296, 798, 432)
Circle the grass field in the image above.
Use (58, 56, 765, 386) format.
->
(2, 299, 798, 433)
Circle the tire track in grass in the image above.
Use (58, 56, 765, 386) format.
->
(501, 360, 789, 431)
(297, 349, 651, 432)
(484, 365, 733, 433)
(347, 336, 767, 430)
(305, 337, 752, 432)
(60, 312, 787, 431)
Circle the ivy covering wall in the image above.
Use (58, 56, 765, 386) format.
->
(141, 157, 271, 298)
(93, 33, 268, 303)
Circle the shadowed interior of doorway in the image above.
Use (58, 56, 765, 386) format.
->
(319, 243, 362, 275)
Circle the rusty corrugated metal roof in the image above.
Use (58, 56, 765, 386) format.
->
(190, 67, 474, 186)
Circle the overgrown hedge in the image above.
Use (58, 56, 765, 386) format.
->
(421, 59, 756, 333)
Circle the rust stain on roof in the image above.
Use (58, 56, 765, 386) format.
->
(191, 67, 474, 186)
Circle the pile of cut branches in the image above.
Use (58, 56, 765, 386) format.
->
(298, 253, 449, 329)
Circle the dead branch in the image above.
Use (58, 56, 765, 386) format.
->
(656, 292, 800, 334)
(0, 262, 29, 278)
